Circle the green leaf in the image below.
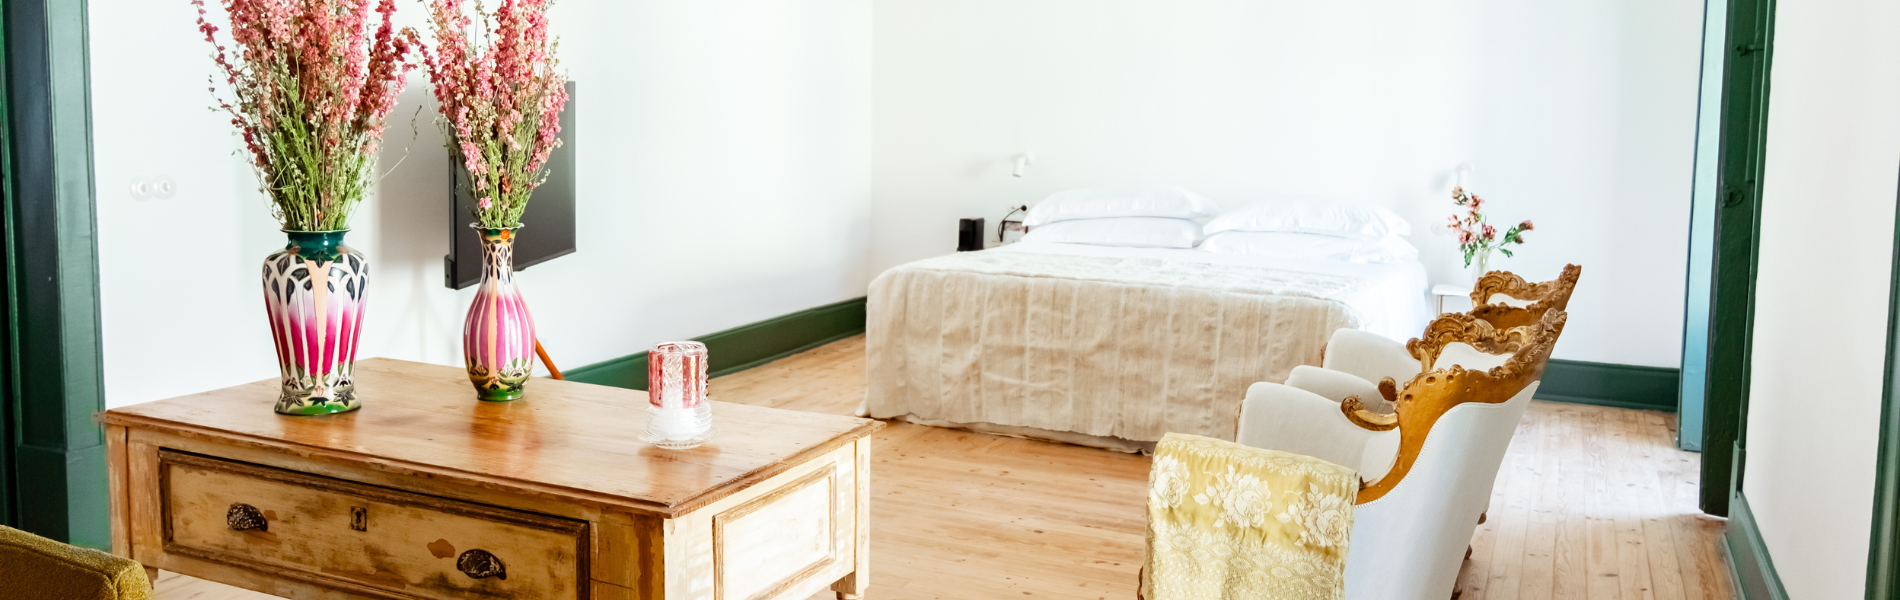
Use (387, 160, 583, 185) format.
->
(1500, 248, 1514, 258)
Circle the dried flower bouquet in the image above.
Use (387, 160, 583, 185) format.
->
(194, 0, 420, 232)
(424, 0, 569, 230)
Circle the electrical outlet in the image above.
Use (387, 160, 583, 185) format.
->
(152, 175, 177, 199)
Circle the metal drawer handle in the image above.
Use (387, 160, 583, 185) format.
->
(457, 549, 507, 580)
(227, 503, 268, 532)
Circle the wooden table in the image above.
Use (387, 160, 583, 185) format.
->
(100, 358, 881, 600)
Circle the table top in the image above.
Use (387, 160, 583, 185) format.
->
(101, 358, 880, 517)
(1432, 283, 1474, 296)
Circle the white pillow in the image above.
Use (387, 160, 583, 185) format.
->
(1019, 217, 1202, 249)
(1198, 231, 1420, 264)
(1022, 185, 1220, 227)
(1204, 198, 1411, 241)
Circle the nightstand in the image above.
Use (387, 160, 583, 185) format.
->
(1433, 283, 1473, 314)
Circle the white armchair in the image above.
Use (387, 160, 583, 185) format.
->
(1235, 309, 1565, 600)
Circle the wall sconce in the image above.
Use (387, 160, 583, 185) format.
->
(1012, 152, 1035, 178)
(1454, 162, 1474, 190)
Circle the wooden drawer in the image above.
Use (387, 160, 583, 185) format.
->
(157, 449, 589, 600)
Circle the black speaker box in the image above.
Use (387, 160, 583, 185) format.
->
(957, 218, 985, 252)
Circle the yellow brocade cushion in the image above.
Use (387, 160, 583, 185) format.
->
(1142, 433, 1358, 600)
(0, 525, 153, 600)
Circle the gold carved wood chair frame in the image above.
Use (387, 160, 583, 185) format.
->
(1467, 264, 1582, 330)
(1340, 309, 1567, 505)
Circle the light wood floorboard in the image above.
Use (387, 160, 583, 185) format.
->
(156, 334, 1731, 600)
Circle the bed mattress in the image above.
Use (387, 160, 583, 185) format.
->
(864, 242, 1430, 446)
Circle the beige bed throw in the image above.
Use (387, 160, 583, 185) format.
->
(866, 251, 1365, 444)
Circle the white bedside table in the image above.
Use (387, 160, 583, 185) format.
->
(1433, 283, 1472, 314)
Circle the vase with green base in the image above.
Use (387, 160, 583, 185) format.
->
(263, 230, 368, 415)
(463, 226, 537, 401)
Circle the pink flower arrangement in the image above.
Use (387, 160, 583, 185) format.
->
(194, 0, 420, 231)
(1447, 186, 1533, 268)
(423, 0, 568, 229)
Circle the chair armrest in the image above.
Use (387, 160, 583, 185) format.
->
(1236, 382, 1377, 470)
(1286, 365, 1392, 412)
(1321, 328, 1420, 385)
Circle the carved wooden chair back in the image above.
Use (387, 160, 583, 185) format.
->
(1467, 264, 1582, 330)
(1341, 308, 1565, 505)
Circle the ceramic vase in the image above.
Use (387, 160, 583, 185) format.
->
(463, 227, 537, 401)
(262, 230, 368, 415)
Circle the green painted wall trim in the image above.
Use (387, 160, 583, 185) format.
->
(1534, 359, 1681, 413)
(567, 297, 867, 391)
(1725, 491, 1790, 600)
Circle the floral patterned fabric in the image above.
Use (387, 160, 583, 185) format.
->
(1143, 433, 1358, 600)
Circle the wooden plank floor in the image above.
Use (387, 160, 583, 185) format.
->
(156, 334, 1731, 600)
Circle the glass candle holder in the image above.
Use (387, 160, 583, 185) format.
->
(640, 341, 714, 449)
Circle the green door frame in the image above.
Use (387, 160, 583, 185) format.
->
(1866, 169, 1900, 599)
(0, 0, 14, 530)
(2, 0, 108, 547)
(1696, 0, 1775, 517)
(1676, 0, 1731, 454)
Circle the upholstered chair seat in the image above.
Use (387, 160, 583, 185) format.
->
(0, 525, 153, 600)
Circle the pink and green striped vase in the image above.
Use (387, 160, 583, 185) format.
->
(464, 227, 537, 401)
(263, 230, 367, 415)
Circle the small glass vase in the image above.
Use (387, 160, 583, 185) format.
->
(1470, 248, 1493, 283)
(262, 230, 367, 416)
(641, 341, 715, 449)
(463, 226, 537, 402)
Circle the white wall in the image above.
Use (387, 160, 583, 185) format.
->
(869, 0, 1704, 366)
(89, 0, 873, 407)
(1741, 0, 1900, 596)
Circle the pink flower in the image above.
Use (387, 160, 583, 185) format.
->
(478, 197, 492, 210)
(1457, 230, 1474, 245)
(1469, 195, 1485, 211)
(426, 0, 566, 225)
(196, 0, 419, 231)
(1482, 224, 1496, 240)
(1519, 219, 1534, 231)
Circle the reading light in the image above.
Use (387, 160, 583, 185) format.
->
(1012, 152, 1035, 178)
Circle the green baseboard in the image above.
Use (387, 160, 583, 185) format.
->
(566, 297, 867, 390)
(1534, 358, 1681, 412)
(1725, 492, 1790, 600)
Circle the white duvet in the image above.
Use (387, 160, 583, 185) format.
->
(864, 241, 1432, 447)
(991, 242, 1432, 341)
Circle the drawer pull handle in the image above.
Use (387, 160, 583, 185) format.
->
(227, 503, 268, 532)
(457, 549, 507, 580)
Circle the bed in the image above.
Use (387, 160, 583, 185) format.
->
(863, 240, 1431, 451)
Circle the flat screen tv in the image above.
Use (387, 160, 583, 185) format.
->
(445, 80, 577, 289)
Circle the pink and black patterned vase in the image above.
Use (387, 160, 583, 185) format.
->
(463, 227, 537, 402)
(262, 230, 367, 415)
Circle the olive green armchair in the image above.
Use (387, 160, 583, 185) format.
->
(0, 524, 152, 600)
